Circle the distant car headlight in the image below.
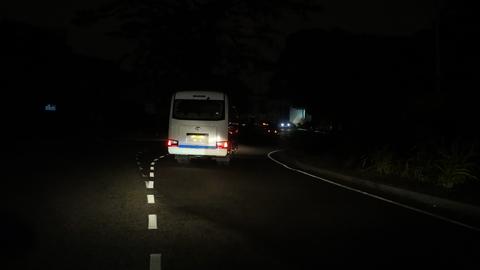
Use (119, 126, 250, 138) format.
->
(280, 123, 285, 127)
(287, 123, 291, 127)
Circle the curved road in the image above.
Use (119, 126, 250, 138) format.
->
(3, 140, 478, 269)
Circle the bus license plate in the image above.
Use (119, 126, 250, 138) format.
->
(187, 133, 208, 144)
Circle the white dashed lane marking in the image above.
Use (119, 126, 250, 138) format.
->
(147, 195, 155, 204)
(141, 154, 165, 269)
(149, 254, 161, 270)
(148, 214, 158, 229)
(146, 181, 154, 189)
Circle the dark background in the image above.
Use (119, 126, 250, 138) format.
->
(1, 0, 479, 145)
(2, 2, 480, 269)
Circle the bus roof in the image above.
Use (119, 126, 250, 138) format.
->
(174, 91, 226, 100)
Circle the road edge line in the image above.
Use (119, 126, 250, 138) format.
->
(267, 149, 480, 232)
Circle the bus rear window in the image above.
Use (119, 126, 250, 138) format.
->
(173, 99, 225, 120)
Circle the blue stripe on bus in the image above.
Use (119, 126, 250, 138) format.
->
(178, 145, 217, 149)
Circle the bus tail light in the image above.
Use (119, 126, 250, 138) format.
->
(167, 139, 179, 147)
(216, 141, 229, 149)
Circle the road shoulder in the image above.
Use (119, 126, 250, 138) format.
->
(269, 149, 480, 230)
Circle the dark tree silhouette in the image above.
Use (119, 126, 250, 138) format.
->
(72, 0, 322, 94)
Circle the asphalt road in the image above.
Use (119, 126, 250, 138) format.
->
(2, 139, 479, 269)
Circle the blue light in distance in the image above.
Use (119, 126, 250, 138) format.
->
(45, 104, 57, 112)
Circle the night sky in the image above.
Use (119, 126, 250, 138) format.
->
(2, 0, 436, 60)
(3, 0, 479, 140)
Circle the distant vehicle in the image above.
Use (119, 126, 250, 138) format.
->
(167, 91, 232, 165)
(259, 120, 278, 136)
(228, 121, 240, 151)
(308, 121, 341, 134)
(278, 120, 296, 133)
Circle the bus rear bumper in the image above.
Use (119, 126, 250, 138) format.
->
(168, 147, 228, 157)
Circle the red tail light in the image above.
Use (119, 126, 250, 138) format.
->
(216, 141, 229, 149)
(167, 139, 179, 147)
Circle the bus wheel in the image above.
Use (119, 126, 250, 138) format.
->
(175, 156, 190, 164)
(215, 157, 230, 166)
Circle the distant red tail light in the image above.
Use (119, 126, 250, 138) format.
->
(167, 139, 179, 147)
(216, 141, 229, 149)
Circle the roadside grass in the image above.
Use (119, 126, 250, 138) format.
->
(360, 139, 479, 189)
(286, 132, 480, 206)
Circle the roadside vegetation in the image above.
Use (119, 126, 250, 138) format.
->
(360, 138, 479, 189)
(287, 132, 480, 205)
